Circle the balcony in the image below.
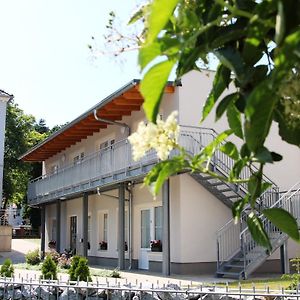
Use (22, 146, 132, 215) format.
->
(27, 126, 271, 206)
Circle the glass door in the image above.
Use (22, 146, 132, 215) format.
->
(139, 209, 151, 270)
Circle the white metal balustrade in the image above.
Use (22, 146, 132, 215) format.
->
(28, 126, 275, 206)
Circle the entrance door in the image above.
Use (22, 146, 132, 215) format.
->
(70, 216, 77, 254)
(139, 209, 151, 269)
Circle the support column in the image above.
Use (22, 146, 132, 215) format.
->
(82, 193, 89, 258)
(118, 183, 125, 270)
(40, 205, 46, 259)
(56, 200, 61, 253)
(280, 240, 290, 274)
(162, 179, 170, 276)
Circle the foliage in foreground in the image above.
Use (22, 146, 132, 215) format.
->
(25, 248, 41, 266)
(282, 257, 300, 290)
(41, 255, 57, 280)
(0, 259, 14, 277)
(115, 0, 300, 249)
(68, 256, 91, 281)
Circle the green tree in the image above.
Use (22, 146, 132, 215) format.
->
(111, 0, 300, 248)
(3, 101, 46, 208)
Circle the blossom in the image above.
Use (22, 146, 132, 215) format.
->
(128, 111, 179, 161)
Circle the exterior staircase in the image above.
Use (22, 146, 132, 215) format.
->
(216, 182, 300, 279)
(179, 126, 300, 279)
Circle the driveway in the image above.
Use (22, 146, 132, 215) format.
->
(0, 238, 40, 264)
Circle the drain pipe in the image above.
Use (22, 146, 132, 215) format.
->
(126, 182, 133, 270)
(94, 110, 131, 135)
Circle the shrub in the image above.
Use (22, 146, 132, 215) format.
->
(0, 259, 14, 277)
(68, 256, 91, 281)
(45, 250, 60, 264)
(282, 257, 300, 289)
(25, 248, 41, 265)
(109, 268, 121, 278)
(41, 255, 57, 280)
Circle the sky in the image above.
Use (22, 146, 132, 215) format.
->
(0, 0, 142, 128)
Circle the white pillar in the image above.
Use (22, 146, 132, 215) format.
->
(0, 92, 10, 205)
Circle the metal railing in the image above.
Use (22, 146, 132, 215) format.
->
(28, 125, 276, 205)
(216, 187, 279, 270)
(240, 181, 300, 277)
(0, 276, 300, 300)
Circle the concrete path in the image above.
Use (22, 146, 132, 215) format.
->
(0, 238, 40, 264)
(0, 239, 239, 285)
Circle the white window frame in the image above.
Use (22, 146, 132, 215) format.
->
(140, 206, 163, 249)
(98, 210, 109, 251)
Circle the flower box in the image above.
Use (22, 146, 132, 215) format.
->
(150, 240, 162, 252)
(99, 241, 108, 250)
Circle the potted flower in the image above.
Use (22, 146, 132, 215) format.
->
(150, 240, 162, 252)
(125, 241, 128, 251)
(48, 240, 56, 249)
(99, 240, 108, 250)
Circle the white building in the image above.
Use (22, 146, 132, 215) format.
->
(0, 90, 12, 206)
(20, 71, 300, 279)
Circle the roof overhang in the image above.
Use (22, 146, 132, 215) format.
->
(20, 79, 176, 162)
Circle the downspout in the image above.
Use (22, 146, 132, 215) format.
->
(94, 110, 131, 135)
(126, 182, 133, 270)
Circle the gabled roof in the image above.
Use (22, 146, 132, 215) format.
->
(0, 90, 13, 102)
(20, 79, 176, 162)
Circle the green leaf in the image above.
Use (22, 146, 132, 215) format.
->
(146, 0, 179, 44)
(214, 46, 245, 82)
(141, 60, 176, 122)
(271, 152, 283, 162)
(240, 143, 250, 158)
(244, 81, 277, 152)
(254, 147, 273, 163)
(232, 196, 248, 223)
(202, 130, 233, 158)
(220, 142, 239, 160)
(263, 208, 300, 241)
(247, 212, 272, 250)
(128, 3, 150, 25)
(144, 157, 186, 195)
(201, 64, 231, 122)
(227, 103, 243, 139)
(216, 93, 238, 121)
(139, 42, 161, 70)
(230, 159, 246, 180)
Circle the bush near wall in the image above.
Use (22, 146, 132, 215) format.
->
(25, 249, 41, 265)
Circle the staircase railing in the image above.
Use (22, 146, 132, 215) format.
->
(216, 188, 279, 270)
(179, 126, 276, 190)
(240, 181, 300, 277)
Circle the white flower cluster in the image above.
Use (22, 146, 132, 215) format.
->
(128, 111, 179, 161)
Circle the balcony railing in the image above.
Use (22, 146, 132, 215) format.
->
(27, 126, 276, 205)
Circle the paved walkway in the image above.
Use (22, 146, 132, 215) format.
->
(0, 239, 269, 285)
(0, 238, 40, 264)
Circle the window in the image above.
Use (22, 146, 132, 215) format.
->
(98, 211, 109, 250)
(100, 139, 115, 150)
(51, 219, 57, 241)
(140, 206, 163, 249)
(154, 206, 163, 241)
(88, 216, 91, 244)
(73, 152, 84, 165)
(103, 213, 108, 242)
(50, 165, 58, 174)
(141, 209, 151, 248)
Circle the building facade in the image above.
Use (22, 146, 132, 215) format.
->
(21, 71, 300, 279)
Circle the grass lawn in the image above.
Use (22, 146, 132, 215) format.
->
(216, 277, 293, 290)
(14, 263, 120, 278)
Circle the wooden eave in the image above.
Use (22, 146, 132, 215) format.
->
(20, 80, 176, 162)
